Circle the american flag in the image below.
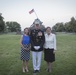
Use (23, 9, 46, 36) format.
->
(29, 9, 34, 14)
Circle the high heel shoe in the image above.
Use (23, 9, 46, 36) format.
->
(22, 68, 25, 73)
(25, 68, 29, 72)
(48, 69, 52, 73)
(46, 68, 51, 72)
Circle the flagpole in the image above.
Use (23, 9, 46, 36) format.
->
(34, 9, 38, 19)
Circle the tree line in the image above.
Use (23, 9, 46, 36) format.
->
(0, 13, 21, 33)
(0, 13, 76, 33)
(52, 17, 76, 33)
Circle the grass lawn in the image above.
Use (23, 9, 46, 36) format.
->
(0, 33, 76, 75)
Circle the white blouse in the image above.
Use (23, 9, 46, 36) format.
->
(44, 33, 56, 50)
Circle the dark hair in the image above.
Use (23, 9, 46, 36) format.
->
(24, 28, 29, 35)
(46, 27, 51, 31)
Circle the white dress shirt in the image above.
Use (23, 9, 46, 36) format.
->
(44, 33, 56, 50)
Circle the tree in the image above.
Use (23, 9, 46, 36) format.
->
(57, 23, 65, 32)
(52, 22, 65, 32)
(6, 21, 21, 32)
(64, 22, 70, 32)
(64, 17, 76, 33)
(52, 17, 76, 33)
(69, 17, 76, 32)
(0, 13, 5, 32)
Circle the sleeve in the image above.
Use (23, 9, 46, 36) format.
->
(40, 31, 45, 48)
(30, 30, 34, 47)
(54, 34, 57, 50)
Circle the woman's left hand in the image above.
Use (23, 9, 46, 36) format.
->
(53, 50, 56, 54)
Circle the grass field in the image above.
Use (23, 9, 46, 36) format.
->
(0, 33, 76, 75)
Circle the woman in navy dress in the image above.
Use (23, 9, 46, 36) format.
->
(20, 28, 31, 72)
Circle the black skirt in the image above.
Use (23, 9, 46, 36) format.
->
(44, 48, 55, 62)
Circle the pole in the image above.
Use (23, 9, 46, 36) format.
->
(34, 9, 38, 19)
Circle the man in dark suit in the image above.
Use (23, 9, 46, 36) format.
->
(30, 20, 45, 73)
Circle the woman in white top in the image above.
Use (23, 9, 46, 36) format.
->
(44, 27, 57, 72)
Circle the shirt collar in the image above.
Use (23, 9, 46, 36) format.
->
(46, 33, 52, 36)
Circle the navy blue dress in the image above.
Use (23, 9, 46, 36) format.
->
(20, 35, 30, 61)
